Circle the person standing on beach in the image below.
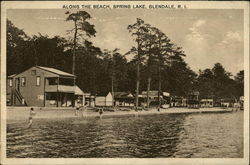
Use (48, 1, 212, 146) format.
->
(28, 107, 36, 128)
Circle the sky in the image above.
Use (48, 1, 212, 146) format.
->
(7, 9, 244, 75)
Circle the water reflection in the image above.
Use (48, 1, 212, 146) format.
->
(7, 111, 243, 158)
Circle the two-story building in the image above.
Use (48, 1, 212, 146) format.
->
(7, 66, 84, 107)
(187, 91, 200, 109)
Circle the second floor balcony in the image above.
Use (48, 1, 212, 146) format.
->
(45, 77, 75, 93)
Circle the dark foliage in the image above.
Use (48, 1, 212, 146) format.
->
(7, 19, 244, 100)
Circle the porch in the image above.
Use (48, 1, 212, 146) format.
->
(45, 92, 74, 107)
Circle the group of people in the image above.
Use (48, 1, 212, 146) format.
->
(75, 102, 104, 119)
(75, 102, 88, 117)
(27, 102, 106, 127)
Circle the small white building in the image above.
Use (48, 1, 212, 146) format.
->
(200, 99, 213, 108)
(95, 92, 113, 107)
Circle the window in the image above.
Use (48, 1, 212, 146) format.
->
(36, 76, 41, 86)
(31, 70, 36, 76)
(9, 79, 13, 87)
(21, 77, 26, 86)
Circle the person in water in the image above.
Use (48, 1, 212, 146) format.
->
(75, 101, 81, 116)
(134, 108, 139, 117)
(99, 108, 103, 119)
(28, 107, 36, 128)
(82, 102, 88, 117)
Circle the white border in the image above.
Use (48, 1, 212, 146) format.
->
(1, 1, 249, 165)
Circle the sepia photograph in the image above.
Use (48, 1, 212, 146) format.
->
(1, 1, 249, 165)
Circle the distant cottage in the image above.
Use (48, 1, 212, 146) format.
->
(200, 99, 213, 108)
(187, 91, 200, 109)
(141, 90, 170, 106)
(114, 92, 134, 107)
(95, 92, 113, 107)
(7, 66, 84, 107)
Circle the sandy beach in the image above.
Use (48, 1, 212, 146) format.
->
(6, 106, 235, 122)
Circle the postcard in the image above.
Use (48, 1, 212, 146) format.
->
(1, 1, 249, 165)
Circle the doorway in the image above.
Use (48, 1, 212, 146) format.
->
(15, 78, 20, 91)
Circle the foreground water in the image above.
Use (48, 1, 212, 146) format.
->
(7, 111, 243, 158)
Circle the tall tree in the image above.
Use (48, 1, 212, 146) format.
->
(74, 41, 102, 94)
(144, 24, 158, 107)
(103, 48, 120, 107)
(153, 28, 174, 109)
(66, 11, 96, 106)
(165, 46, 194, 97)
(127, 18, 148, 109)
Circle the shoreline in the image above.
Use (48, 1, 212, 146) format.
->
(6, 106, 237, 122)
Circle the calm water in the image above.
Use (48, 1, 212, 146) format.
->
(7, 111, 243, 158)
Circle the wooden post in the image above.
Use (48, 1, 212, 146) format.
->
(66, 94, 67, 107)
(147, 77, 151, 108)
(56, 77, 59, 107)
(135, 61, 140, 110)
(11, 89, 14, 106)
(111, 77, 114, 107)
(158, 65, 162, 110)
(72, 20, 77, 108)
(135, 40, 141, 110)
(44, 77, 46, 107)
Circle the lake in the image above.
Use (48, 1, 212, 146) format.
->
(7, 111, 243, 158)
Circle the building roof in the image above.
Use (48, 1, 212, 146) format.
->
(37, 66, 75, 77)
(96, 92, 111, 97)
(56, 85, 84, 95)
(141, 90, 159, 97)
(9, 66, 75, 78)
(163, 92, 170, 96)
(8, 74, 16, 78)
(57, 86, 74, 93)
(200, 99, 213, 102)
(75, 86, 84, 95)
(83, 93, 91, 96)
(114, 92, 134, 98)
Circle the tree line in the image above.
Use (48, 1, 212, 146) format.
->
(7, 11, 244, 107)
